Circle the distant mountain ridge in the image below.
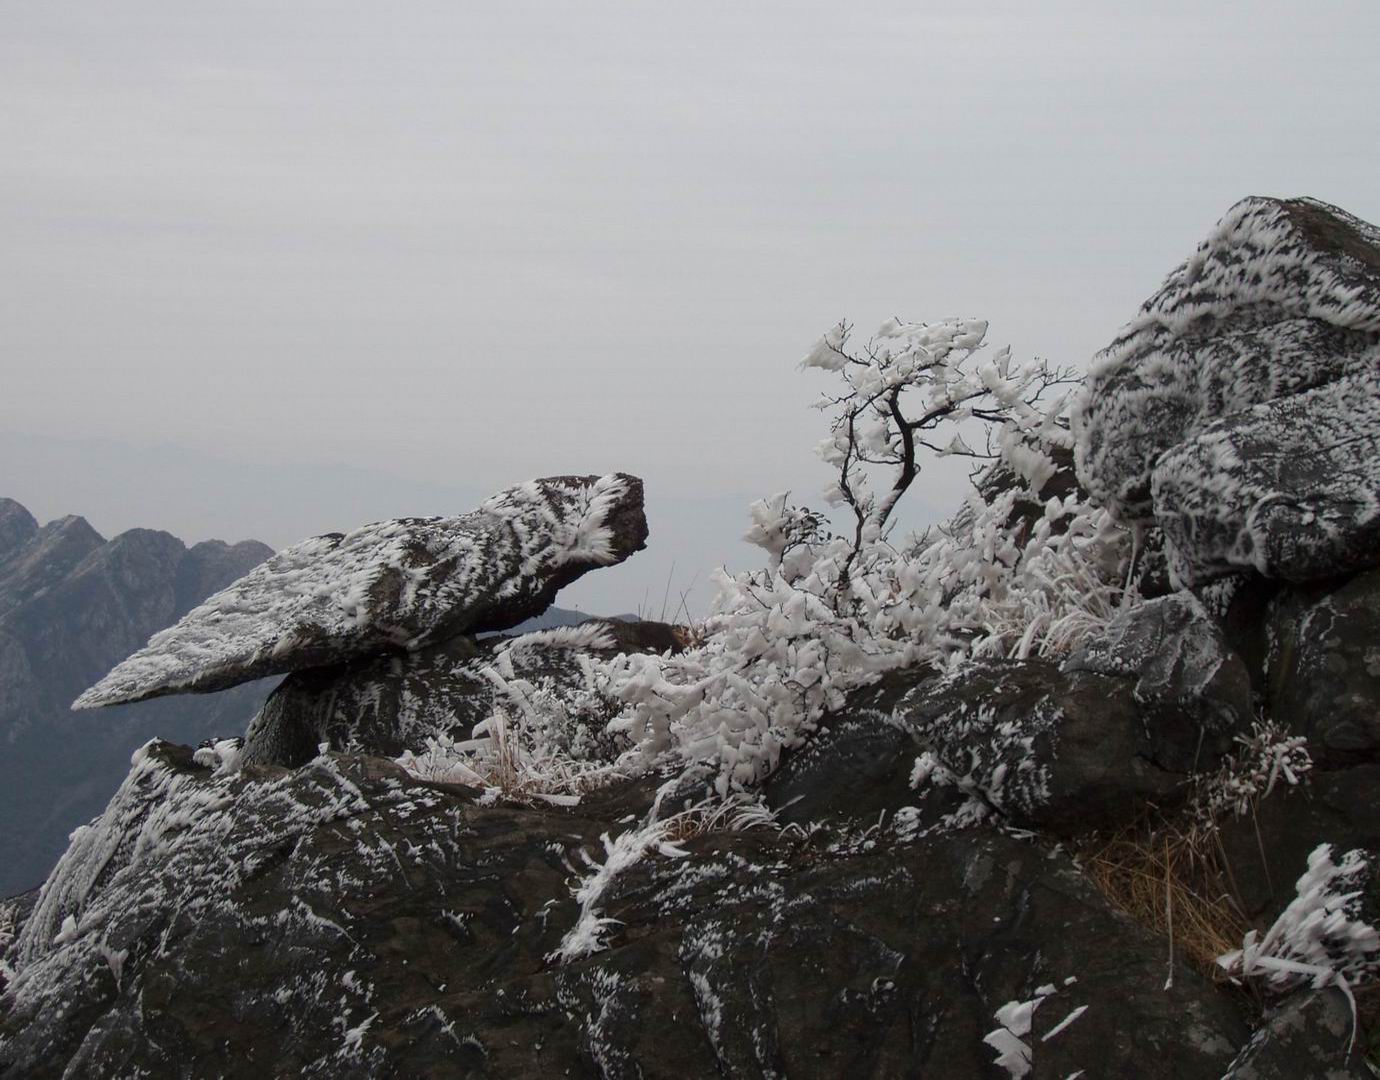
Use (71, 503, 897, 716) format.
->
(0, 498, 277, 895)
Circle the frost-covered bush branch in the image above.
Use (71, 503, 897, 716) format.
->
(1218, 844, 1380, 1023)
(606, 316, 1134, 795)
(801, 317, 1076, 586)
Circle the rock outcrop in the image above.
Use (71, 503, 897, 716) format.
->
(74, 474, 648, 709)
(1073, 196, 1380, 586)
(0, 744, 1248, 1079)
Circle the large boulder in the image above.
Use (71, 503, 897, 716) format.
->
(1265, 568, 1380, 759)
(0, 742, 1249, 1078)
(1062, 592, 1253, 731)
(72, 474, 648, 709)
(896, 658, 1242, 831)
(1153, 375, 1380, 585)
(768, 632, 1248, 833)
(1072, 196, 1380, 586)
(1074, 196, 1380, 523)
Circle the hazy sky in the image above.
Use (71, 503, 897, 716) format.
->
(3, 2, 1379, 614)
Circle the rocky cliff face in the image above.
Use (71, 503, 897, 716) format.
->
(0, 498, 275, 896)
(8, 200, 1380, 1077)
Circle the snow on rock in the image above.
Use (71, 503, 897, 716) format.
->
(1151, 375, 1380, 585)
(1062, 592, 1251, 731)
(1221, 987, 1374, 1079)
(238, 618, 676, 769)
(886, 656, 1244, 832)
(1073, 197, 1380, 526)
(71, 474, 647, 709)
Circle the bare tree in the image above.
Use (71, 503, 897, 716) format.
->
(801, 316, 1075, 588)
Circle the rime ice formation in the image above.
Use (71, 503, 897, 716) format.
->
(21, 200, 1380, 1074)
(72, 474, 647, 709)
(1072, 196, 1380, 584)
(1062, 593, 1251, 730)
(1074, 197, 1380, 520)
(1152, 375, 1380, 584)
(238, 619, 678, 769)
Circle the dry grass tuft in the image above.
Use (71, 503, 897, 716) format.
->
(1077, 816, 1251, 983)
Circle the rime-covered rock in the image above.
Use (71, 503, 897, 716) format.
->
(1223, 988, 1372, 1080)
(1265, 569, 1380, 759)
(1153, 376, 1380, 585)
(240, 619, 680, 768)
(1063, 592, 1253, 731)
(894, 658, 1242, 830)
(768, 654, 1244, 832)
(72, 474, 648, 709)
(1073, 196, 1380, 524)
(0, 743, 1247, 1079)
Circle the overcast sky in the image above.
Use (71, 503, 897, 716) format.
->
(3, 2, 1379, 614)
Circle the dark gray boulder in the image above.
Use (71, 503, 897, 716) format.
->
(0, 742, 1249, 1079)
(1063, 592, 1253, 732)
(1223, 988, 1371, 1079)
(768, 645, 1247, 833)
(895, 658, 1242, 830)
(1153, 375, 1380, 585)
(73, 474, 649, 709)
(1265, 568, 1380, 760)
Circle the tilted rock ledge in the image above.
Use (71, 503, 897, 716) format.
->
(72, 473, 647, 708)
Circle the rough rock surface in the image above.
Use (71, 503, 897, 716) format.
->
(767, 652, 1245, 833)
(74, 474, 648, 709)
(1073, 196, 1380, 524)
(1211, 763, 1380, 923)
(240, 619, 681, 768)
(1153, 375, 1380, 585)
(1063, 592, 1253, 732)
(1222, 988, 1372, 1079)
(1265, 568, 1380, 760)
(0, 499, 274, 896)
(0, 743, 1249, 1079)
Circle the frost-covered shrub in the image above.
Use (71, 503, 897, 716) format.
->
(1218, 844, 1380, 998)
(1192, 719, 1312, 823)
(394, 628, 631, 805)
(606, 317, 1134, 794)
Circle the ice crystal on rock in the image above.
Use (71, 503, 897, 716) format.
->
(1074, 197, 1380, 524)
(72, 474, 647, 709)
(1152, 374, 1380, 584)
